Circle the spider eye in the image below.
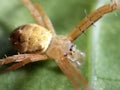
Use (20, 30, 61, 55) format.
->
(67, 45, 85, 68)
(10, 24, 52, 53)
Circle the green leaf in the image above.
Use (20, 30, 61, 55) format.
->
(90, 1, 120, 90)
(0, 0, 120, 90)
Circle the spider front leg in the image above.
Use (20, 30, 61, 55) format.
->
(56, 57, 91, 90)
(34, 3, 56, 35)
(68, 1, 120, 41)
(0, 54, 48, 71)
(21, 0, 44, 26)
(22, 0, 56, 36)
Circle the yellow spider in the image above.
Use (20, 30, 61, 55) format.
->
(0, 0, 120, 90)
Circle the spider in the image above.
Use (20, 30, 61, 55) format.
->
(0, 0, 120, 90)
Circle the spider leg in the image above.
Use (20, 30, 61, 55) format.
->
(21, 0, 44, 26)
(68, 2, 119, 41)
(21, 0, 56, 36)
(0, 54, 48, 72)
(0, 54, 48, 65)
(5, 58, 32, 71)
(56, 57, 91, 90)
(34, 3, 56, 35)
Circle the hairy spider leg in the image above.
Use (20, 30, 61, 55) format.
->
(0, 54, 48, 71)
(68, 3, 119, 41)
(21, 0, 45, 26)
(56, 57, 91, 90)
(22, 0, 56, 35)
(34, 3, 56, 35)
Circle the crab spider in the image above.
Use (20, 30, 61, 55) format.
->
(0, 0, 120, 90)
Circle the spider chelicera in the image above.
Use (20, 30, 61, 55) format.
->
(0, 0, 119, 90)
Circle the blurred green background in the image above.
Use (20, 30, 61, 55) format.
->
(0, 0, 120, 90)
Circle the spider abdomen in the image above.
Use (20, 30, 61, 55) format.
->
(10, 24, 52, 53)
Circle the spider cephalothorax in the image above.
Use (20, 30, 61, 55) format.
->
(0, 0, 120, 90)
